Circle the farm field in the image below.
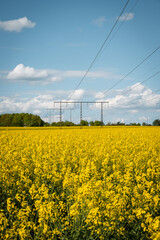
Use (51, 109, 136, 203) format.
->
(0, 127, 160, 240)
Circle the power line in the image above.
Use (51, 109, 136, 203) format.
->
(132, 95, 160, 120)
(112, 94, 160, 109)
(68, 0, 131, 101)
(141, 94, 160, 103)
(103, 45, 160, 96)
(121, 69, 160, 95)
(104, 83, 160, 112)
(76, 69, 160, 124)
(120, 62, 160, 90)
(153, 89, 160, 93)
(83, 69, 160, 119)
(54, 101, 108, 125)
(97, 0, 140, 62)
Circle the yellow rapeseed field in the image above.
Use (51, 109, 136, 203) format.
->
(0, 126, 160, 239)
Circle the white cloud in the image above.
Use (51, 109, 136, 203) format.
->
(129, 110, 138, 114)
(129, 82, 145, 93)
(0, 95, 54, 114)
(6, 64, 123, 85)
(0, 89, 86, 116)
(7, 64, 62, 84)
(57, 69, 122, 79)
(95, 91, 105, 99)
(139, 116, 148, 122)
(118, 12, 134, 21)
(91, 16, 107, 27)
(71, 89, 85, 100)
(0, 89, 88, 115)
(114, 118, 125, 123)
(94, 83, 160, 110)
(36, 95, 54, 100)
(0, 84, 160, 124)
(33, 109, 41, 115)
(0, 17, 36, 32)
(8, 64, 48, 79)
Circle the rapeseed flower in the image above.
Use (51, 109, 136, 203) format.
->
(0, 126, 160, 239)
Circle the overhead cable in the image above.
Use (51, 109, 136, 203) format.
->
(97, 0, 140, 62)
(121, 69, 160, 95)
(103, 45, 160, 96)
(67, 0, 131, 101)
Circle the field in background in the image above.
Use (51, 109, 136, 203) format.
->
(0, 127, 160, 239)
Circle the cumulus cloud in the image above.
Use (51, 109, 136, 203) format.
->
(0, 84, 160, 124)
(70, 89, 85, 100)
(0, 95, 54, 114)
(91, 16, 107, 27)
(0, 17, 36, 32)
(129, 82, 145, 93)
(95, 91, 105, 99)
(6, 64, 123, 84)
(94, 83, 160, 110)
(0, 89, 89, 115)
(118, 12, 134, 21)
(0, 89, 86, 115)
(8, 64, 48, 79)
(89, 84, 160, 124)
(7, 64, 62, 84)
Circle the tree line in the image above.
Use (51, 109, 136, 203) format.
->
(0, 113, 45, 127)
(49, 119, 160, 126)
(0, 113, 160, 127)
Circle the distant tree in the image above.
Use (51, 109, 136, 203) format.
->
(142, 122, 150, 126)
(130, 123, 141, 126)
(116, 121, 125, 126)
(6, 114, 13, 126)
(44, 122, 50, 126)
(52, 121, 65, 126)
(30, 115, 44, 126)
(89, 121, 94, 126)
(51, 122, 58, 126)
(0, 114, 13, 126)
(64, 121, 75, 126)
(12, 114, 23, 126)
(80, 120, 89, 126)
(94, 120, 102, 126)
(23, 113, 32, 126)
(0, 113, 45, 127)
(153, 119, 160, 126)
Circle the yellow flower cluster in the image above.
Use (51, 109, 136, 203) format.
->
(0, 126, 160, 239)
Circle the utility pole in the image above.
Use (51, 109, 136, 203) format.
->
(60, 101, 62, 122)
(47, 108, 53, 124)
(54, 101, 108, 125)
(80, 102, 82, 123)
(47, 106, 74, 124)
(70, 109, 72, 122)
(101, 102, 103, 126)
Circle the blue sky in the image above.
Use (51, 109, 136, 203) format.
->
(0, 0, 160, 124)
